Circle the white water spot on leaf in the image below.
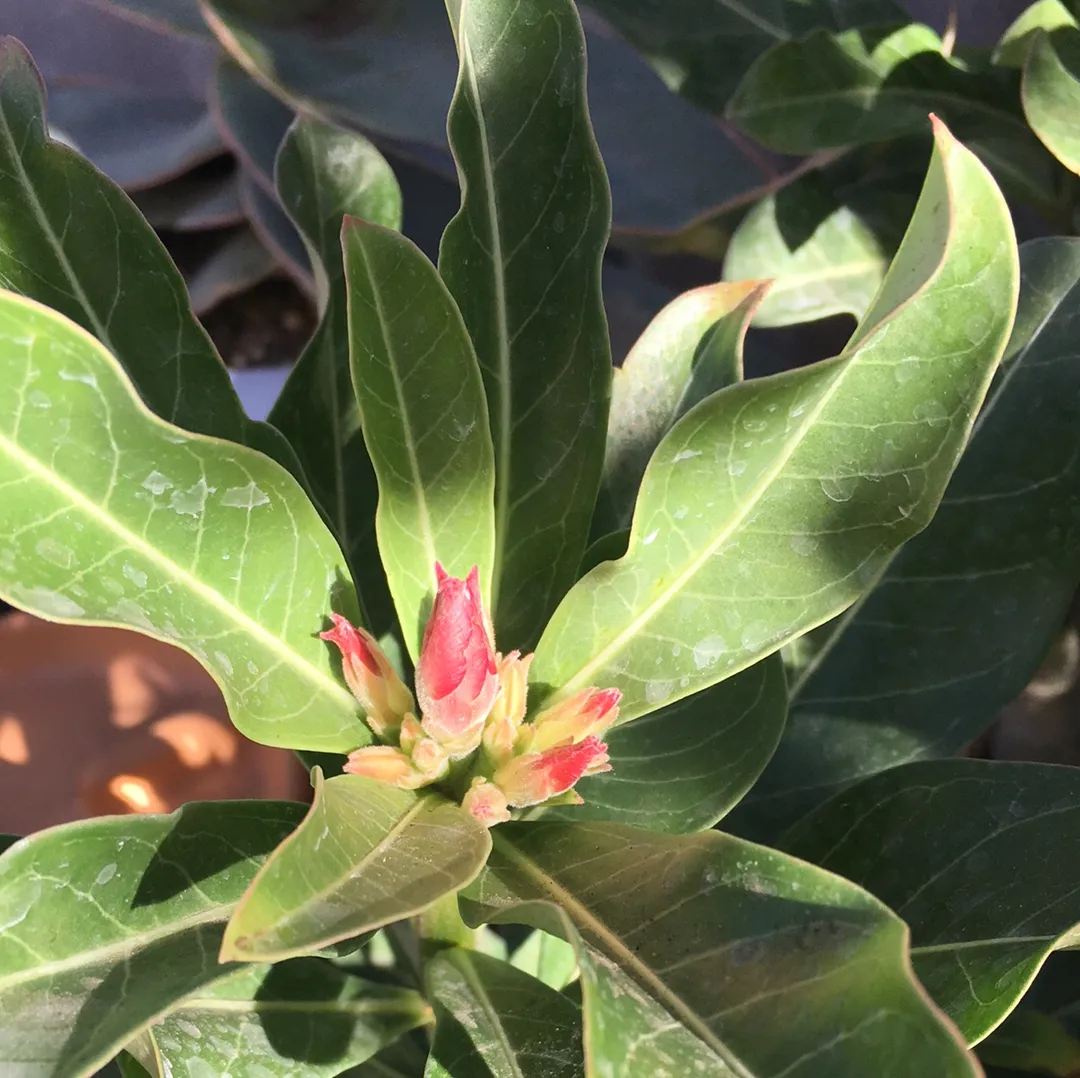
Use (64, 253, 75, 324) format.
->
(58, 369, 97, 388)
(28, 389, 50, 409)
(221, 482, 270, 510)
(671, 448, 702, 463)
(247, 660, 259, 675)
(645, 679, 673, 705)
(673, 506, 688, 520)
(692, 635, 727, 670)
(109, 598, 156, 632)
(642, 529, 659, 546)
(9, 584, 84, 618)
(94, 863, 117, 887)
(789, 533, 819, 556)
(729, 459, 747, 477)
(913, 399, 950, 428)
(170, 478, 214, 517)
(142, 471, 172, 496)
(175, 1019, 202, 1039)
(123, 564, 148, 589)
(0, 876, 41, 932)
(742, 417, 767, 433)
(893, 356, 919, 384)
(35, 538, 75, 570)
(790, 403, 806, 418)
(740, 621, 772, 651)
(214, 651, 234, 677)
(820, 475, 857, 502)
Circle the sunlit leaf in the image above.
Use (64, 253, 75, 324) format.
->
(1023, 24, 1080, 174)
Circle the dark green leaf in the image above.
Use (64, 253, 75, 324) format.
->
(464, 821, 977, 1077)
(783, 759, 1080, 1044)
(221, 770, 492, 962)
(978, 1009, 1080, 1076)
(240, 171, 314, 292)
(269, 117, 402, 635)
(546, 654, 787, 834)
(595, 280, 763, 537)
(440, 0, 611, 650)
(0, 835, 17, 855)
(186, 228, 277, 316)
(729, 236, 1080, 840)
(0, 800, 304, 1078)
(138, 958, 430, 1078)
(0, 294, 371, 752)
(343, 219, 495, 658)
(424, 950, 583, 1078)
(531, 120, 1018, 724)
(130, 167, 245, 232)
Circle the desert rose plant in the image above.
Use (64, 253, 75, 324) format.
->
(5, 1, 1080, 1077)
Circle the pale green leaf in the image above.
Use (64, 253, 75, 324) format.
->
(0, 800, 304, 1078)
(994, 0, 1076, 67)
(1023, 26, 1080, 174)
(531, 120, 1018, 724)
(783, 760, 1080, 1045)
(729, 236, 1080, 840)
(221, 770, 492, 962)
(509, 930, 578, 991)
(0, 293, 371, 752)
(440, 0, 611, 650)
(344, 220, 495, 659)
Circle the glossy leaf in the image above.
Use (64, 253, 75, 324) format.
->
(0, 39, 246, 443)
(424, 950, 583, 1078)
(729, 236, 1080, 840)
(509, 930, 578, 991)
(0, 294, 370, 752)
(270, 117, 402, 634)
(343, 220, 495, 658)
(531, 120, 1018, 724)
(595, 281, 763, 538)
(221, 770, 492, 962)
(0, 800, 304, 1078)
(134, 958, 430, 1078)
(784, 760, 1080, 1044)
(583, 0, 904, 112)
(1023, 25, 1080, 174)
(439, 0, 611, 650)
(546, 654, 787, 834)
(464, 822, 977, 1077)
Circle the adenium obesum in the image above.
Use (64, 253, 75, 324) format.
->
(321, 564, 619, 826)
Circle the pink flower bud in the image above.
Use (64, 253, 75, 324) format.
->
(462, 778, 511, 828)
(525, 687, 621, 754)
(493, 735, 611, 808)
(321, 614, 414, 740)
(344, 745, 431, 789)
(415, 564, 498, 752)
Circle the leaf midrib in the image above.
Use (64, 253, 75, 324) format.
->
(456, 954, 527, 1078)
(0, 412, 355, 711)
(494, 835, 756, 1078)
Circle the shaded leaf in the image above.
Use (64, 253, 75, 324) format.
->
(440, 0, 611, 650)
(530, 120, 1017, 724)
(344, 220, 495, 659)
(729, 236, 1080, 840)
(0, 800, 305, 1078)
(0, 294, 370, 752)
(139, 958, 430, 1078)
(86, 0, 211, 37)
(1023, 25, 1080, 174)
(546, 654, 787, 834)
(978, 1009, 1080, 1076)
(269, 117, 401, 635)
(595, 281, 763, 538)
(424, 950, 583, 1078)
(994, 0, 1076, 67)
(509, 930, 578, 991)
(240, 170, 315, 292)
(0, 834, 17, 855)
(221, 770, 492, 962)
(187, 227, 277, 316)
(130, 166, 244, 231)
(463, 821, 977, 1077)
(783, 759, 1080, 1044)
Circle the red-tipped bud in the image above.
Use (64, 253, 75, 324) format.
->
(493, 735, 611, 808)
(488, 651, 532, 728)
(415, 564, 498, 753)
(462, 778, 511, 828)
(321, 614, 414, 740)
(525, 687, 621, 753)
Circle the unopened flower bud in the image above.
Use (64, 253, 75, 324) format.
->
(524, 687, 621, 754)
(344, 745, 430, 789)
(493, 735, 611, 808)
(462, 778, 511, 828)
(321, 614, 414, 740)
(488, 651, 532, 728)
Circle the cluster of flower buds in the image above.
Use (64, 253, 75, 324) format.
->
(321, 563, 620, 827)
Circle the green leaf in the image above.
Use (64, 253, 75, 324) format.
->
(994, 0, 1076, 67)
(978, 1009, 1080, 1076)
(0, 39, 243, 442)
(594, 280, 763, 538)
(0, 293, 371, 752)
(582, 0, 904, 112)
(509, 930, 578, 991)
(530, 120, 1018, 724)
(782, 759, 1080, 1045)
(729, 236, 1080, 841)
(1023, 26, 1080, 174)
(241, 170, 315, 292)
(136, 958, 430, 1078)
(463, 822, 977, 1077)
(546, 654, 787, 834)
(439, 0, 611, 650)
(221, 770, 492, 962)
(0, 800, 304, 1078)
(187, 228, 277, 316)
(269, 117, 402, 636)
(131, 168, 244, 232)
(424, 950, 583, 1078)
(343, 219, 496, 659)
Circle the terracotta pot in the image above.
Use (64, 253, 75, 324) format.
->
(0, 613, 308, 835)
